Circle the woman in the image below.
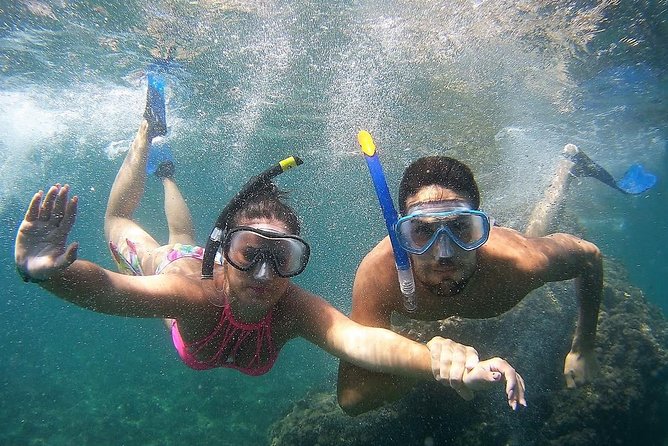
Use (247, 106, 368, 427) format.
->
(13, 80, 525, 409)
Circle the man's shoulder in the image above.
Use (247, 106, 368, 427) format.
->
(480, 227, 547, 271)
(358, 237, 395, 271)
(352, 238, 402, 320)
(483, 227, 528, 255)
(488, 225, 527, 242)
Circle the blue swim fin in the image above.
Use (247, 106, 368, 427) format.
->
(144, 57, 177, 178)
(615, 164, 657, 194)
(145, 71, 167, 139)
(146, 136, 175, 178)
(564, 144, 658, 195)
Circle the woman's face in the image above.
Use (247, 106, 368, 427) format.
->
(222, 217, 293, 319)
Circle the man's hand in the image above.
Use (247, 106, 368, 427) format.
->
(464, 358, 527, 410)
(564, 348, 599, 388)
(15, 184, 79, 282)
(426, 337, 527, 410)
(426, 336, 480, 401)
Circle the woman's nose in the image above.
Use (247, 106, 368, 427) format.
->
(252, 259, 274, 282)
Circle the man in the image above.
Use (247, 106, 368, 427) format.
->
(338, 153, 602, 415)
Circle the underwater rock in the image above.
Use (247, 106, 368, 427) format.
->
(268, 259, 668, 446)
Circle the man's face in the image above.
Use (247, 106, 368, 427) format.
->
(403, 186, 479, 297)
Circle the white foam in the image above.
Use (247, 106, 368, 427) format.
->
(0, 83, 143, 212)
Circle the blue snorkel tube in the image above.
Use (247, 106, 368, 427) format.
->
(358, 131, 417, 312)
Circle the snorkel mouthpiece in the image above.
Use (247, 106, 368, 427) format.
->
(358, 130, 376, 156)
(358, 131, 417, 312)
(201, 156, 304, 279)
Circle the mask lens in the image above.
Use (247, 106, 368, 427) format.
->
(449, 213, 486, 247)
(224, 228, 310, 277)
(397, 210, 489, 253)
(271, 237, 309, 276)
(398, 218, 437, 252)
(225, 230, 264, 269)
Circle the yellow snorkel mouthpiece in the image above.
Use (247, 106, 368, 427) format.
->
(358, 130, 376, 157)
(279, 156, 301, 172)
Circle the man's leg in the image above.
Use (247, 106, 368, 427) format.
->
(524, 145, 576, 237)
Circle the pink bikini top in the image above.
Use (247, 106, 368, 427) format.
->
(171, 300, 279, 376)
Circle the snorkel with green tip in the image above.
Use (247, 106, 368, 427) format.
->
(201, 155, 304, 279)
(358, 131, 417, 312)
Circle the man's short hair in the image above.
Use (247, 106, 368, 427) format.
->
(398, 156, 480, 213)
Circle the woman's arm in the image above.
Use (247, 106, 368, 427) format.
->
(289, 287, 526, 413)
(335, 256, 502, 414)
(40, 260, 200, 318)
(336, 248, 427, 414)
(298, 293, 432, 378)
(15, 184, 201, 319)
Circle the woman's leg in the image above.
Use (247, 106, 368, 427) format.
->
(162, 176, 196, 246)
(104, 119, 162, 272)
(160, 176, 195, 331)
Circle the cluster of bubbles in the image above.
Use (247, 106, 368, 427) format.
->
(1, 0, 665, 224)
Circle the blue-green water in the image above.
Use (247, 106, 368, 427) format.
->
(1, 1, 666, 444)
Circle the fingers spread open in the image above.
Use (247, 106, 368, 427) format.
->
(25, 191, 44, 222)
(51, 184, 69, 224)
(60, 194, 78, 233)
(57, 242, 79, 268)
(39, 185, 60, 221)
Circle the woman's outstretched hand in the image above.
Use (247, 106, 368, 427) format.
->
(426, 336, 480, 401)
(15, 184, 79, 282)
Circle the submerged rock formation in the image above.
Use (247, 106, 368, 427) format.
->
(268, 259, 668, 445)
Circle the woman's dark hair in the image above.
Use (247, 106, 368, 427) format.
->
(228, 183, 301, 235)
(398, 156, 480, 213)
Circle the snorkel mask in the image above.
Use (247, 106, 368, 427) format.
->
(201, 156, 304, 280)
(395, 202, 491, 255)
(222, 226, 310, 278)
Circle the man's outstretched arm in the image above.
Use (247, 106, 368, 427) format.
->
(533, 234, 603, 386)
